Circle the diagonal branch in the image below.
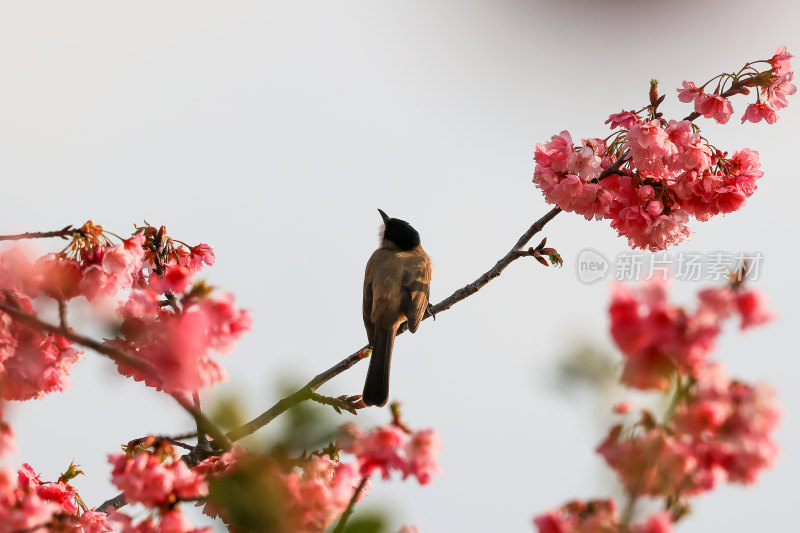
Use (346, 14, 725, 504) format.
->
(225, 152, 631, 443)
(225, 207, 564, 443)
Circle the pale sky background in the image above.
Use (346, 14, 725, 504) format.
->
(1, 2, 799, 532)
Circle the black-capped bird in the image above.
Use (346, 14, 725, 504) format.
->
(362, 209, 432, 407)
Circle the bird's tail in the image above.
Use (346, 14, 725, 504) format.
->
(363, 329, 395, 407)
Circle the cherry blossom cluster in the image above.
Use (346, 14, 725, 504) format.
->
(1, 248, 84, 401)
(0, 221, 250, 400)
(535, 500, 671, 533)
(1, 222, 441, 531)
(192, 422, 441, 533)
(338, 422, 443, 484)
(108, 442, 210, 532)
(0, 463, 112, 533)
(610, 280, 772, 391)
(534, 279, 777, 532)
(109, 443, 207, 508)
(533, 46, 794, 251)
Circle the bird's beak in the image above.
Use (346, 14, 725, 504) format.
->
(377, 209, 390, 224)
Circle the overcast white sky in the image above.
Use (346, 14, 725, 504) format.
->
(1, 1, 799, 532)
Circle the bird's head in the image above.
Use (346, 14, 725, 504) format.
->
(378, 209, 420, 251)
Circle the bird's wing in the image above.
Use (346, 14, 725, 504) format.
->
(362, 278, 375, 345)
(401, 252, 431, 333)
(366, 249, 405, 331)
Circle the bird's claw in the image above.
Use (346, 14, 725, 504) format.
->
(426, 303, 436, 321)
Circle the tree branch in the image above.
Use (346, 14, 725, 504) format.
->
(0, 226, 78, 241)
(226, 205, 565, 443)
(0, 299, 232, 452)
(225, 151, 631, 443)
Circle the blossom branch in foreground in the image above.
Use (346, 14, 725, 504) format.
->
(0, 299, 232, 452)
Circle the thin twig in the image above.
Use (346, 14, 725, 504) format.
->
(332, 477, 370, 533)
(0, 226, 77, 242)
(96, 493, 126, 514)
(310, 392, 364, 415)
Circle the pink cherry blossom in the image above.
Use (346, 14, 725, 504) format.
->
(188, 244, 216, 272)
(35, 481, 77, 514)
(112, 291, 249, 393)
(0, 299, 83, 401)
(625, 120, 678, 174)
(735, 290, 775, 330)
(79, 509, 115, 533)
(741, 102, 778, 124)
(0, 465, 60, 532)
(156, 510, 211, 533)
(598, 425, 698, 497)
(109, 448, 207, 507)
(729, 148, 763, 194)
(102, 234, 146, 288)
(633, 512, 673, 533)
(78, 264, 119, 301)
(605, 110, 640, 130)
(533, 500, 619, 533)
(566, 146, 602, 181)
(694, 94, 734, 124)
(151, 265, 194, 295)
(681, 138, 713, 171)
(770, 45, 793, 75)
(609, 281, 772, 392)
(665, 120, 694, 152)
(357, 425, 408, 479)
(765, 72, 796, 109)
(548, 175, 584, 212)
(112, 510, 211, 533)
(534, 131, 574, 173)
(34, 255, 82, 301)
(404, 429, 443, 485)
(677, 80, 703, 103)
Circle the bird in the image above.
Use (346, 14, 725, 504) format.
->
(362, 209, 432, 407)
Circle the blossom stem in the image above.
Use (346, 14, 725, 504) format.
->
(332, 477, 370, 533)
